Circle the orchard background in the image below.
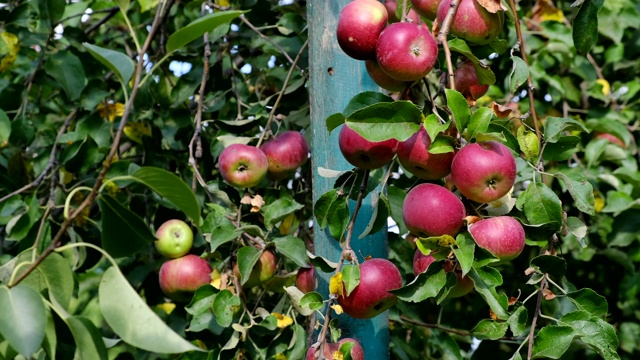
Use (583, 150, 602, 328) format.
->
(0, 0, 639, 359)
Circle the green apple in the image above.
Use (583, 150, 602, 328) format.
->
(154, 219, 194, 258)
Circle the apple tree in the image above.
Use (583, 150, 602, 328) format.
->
(0, 0, 639, 359)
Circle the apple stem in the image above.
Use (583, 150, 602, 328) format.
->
(401, 0, 408, 22)
(435, 0, 460, 91)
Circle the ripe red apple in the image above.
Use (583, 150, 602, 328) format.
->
(376, 22, 438, 82)
(411, 0, 441, 20)
(337, 258, 402, 319)
(397, 125, 455, 180)
(337, 0, 388, 60)
(402, 183, 466, 237)
(437, 0, 503, 45)
(338, 125, 399, 170)
(413, 250, 473, 298)
(455, 60, 489, 100)
(385, 0, 422, 23)
(365, 59, 408, 92)
(218, 143, 268, 188)
(468, 216, 525, 260)
(450, 141, 516, 203)
(306, 338, 364, 360)
(594, 132, 626, 148)
(233, 250, 277, 288)
(159, 254, 212, 300)
(295, 266, 315, 294)
(260, 131, 309, 179)
(154, 219, 194, 258)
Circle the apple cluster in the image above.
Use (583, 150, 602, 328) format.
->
(218, 131, 309, 188)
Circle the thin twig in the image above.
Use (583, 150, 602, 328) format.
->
(435, 0, 460, 91)
(85, 6, 120, 34)
(527, 277, 547, 359)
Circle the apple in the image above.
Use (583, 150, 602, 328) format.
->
(376, 22, 438, 82)
(385, 0, 422, 23)
(437, 0, 503, 45)
(260, 131, 309, 179)
(337, 258, 402, 319)
(397, 125, 455, 180)
(306, 338, 364, 360)
(411, 0, 441, 20)
(450, 141, 516, 203)
(413, 250, 473, 298)
(154, 219, 194, 258)
(338, 124, 399, 170)
(337, 0, 388, 60)
(455, 60, 489, 100)
(295, 266, 315, 294)
(468, 216, 525, 260)
(594, 132, 626, 148)
(403, 183, 466, 237)
(218, 143, 268, 188)
(159, 254, 212, 300)
(233, 250, 277, 288)
(365, 59, 408, 92)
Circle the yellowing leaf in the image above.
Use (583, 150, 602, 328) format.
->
(279, 213, 296, 235)
(271, 312, 293, 328)
(105, 181, 121, 197)
(274, 354, 287, 360)
(97, 102, 125, 122)
(157, 303, 176, 315)
(215, 0, 230, 7)
(210, 269, 222, 289)
(0, 31, 19, 72)
(332, 350, 344, 360)
(124, 121, 152, 144)
(594, 191, 605, 213)
(329, 272, 343, 295)
(596, 79, 610, 96)
(331, 304, 343, 315)
(517, 126, 540, 162)
(532, 0, 564, 24)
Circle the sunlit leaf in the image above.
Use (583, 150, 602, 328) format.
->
(166, 11, 246, 53)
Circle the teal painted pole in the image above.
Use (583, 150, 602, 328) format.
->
(308, 1, 390, 359)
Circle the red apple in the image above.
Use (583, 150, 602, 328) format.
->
(337, 258, 402, 319)
(437, 0, 503, 45)
(397, 125, 455, 180)
(218, 143, 268, 188)
(155, 219, 194, 258)
(338, 124, 399, 170)
(455, 60, 489, 100)
(260, 131, 309, 179)
(295, 266, 315, 294)
(365, 59, 408, 92)
(411, 0, 441, 20)
(468, 216, 525, 260)
(402, 183, 466, 237)
(337, 0, 388, 60)
(376, 22, 438, 82)
(385, 0, 422, 23)
(306, 338, 364, 360)
(159, 255, 212, 300)
(413, 250, 473, 298)
(233, 250, 277, 288)
(594, 132, 626, 148)
(450, 141, 516, 203)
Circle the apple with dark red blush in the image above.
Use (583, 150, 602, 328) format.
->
(338, 125, 398, 170)
(233, 250, 278, 288)
(437, 0, 503, 45)
(455, 60, 489, 100)
(403, 183, 466, 237)
(218, 143, 268, 188)
(306, 338, 364, 360)
(411, 0, 441, 20)
(260, 131, 309, 180)
(295, 266, 315, 294)
(385, 0, 422, 23)
(365, 59, 408, 92)
(376, 22, 438, 82)
(413, 250, 473, 298)
(397, 125, 455, 180)
(468, 216, 526, 261)
(159, 254, 212, 300)
(337, 0, 388, 60)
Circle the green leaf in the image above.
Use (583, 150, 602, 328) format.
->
(544, 117, 589, 143)
(515, 182, 563, 230)
(530, 255, 567, 279)
(0, 286, 46, 358)
(448, 39, 496, 86)
(423, 114, 451, 143)
(326, 113, 345, 134)
(99, 267, 203, 353)
(213, 290, 241, 328)
(19, 252, 74, 311)
(272, 236, 309, 268)
(341, 264, 360, 296)
(472, 319, 508, 340)
(132, 167, 201, 225)
(237, 246, 261, 286)
(37, 0, 66, 24)
(487, 123, 520, 153)
(509, 56, 529, 93)
(83, 43, 135, 87)
(343, 91, 394, 117)
(42, 311, 56, 359)
(166, 11, 246, 53)
(559, 310, 619, 360)
(300, 291, 324, 311)
(284, 286, 315, 316)
(566, 288, 608, 318)
(468, 267, 509, 320)
(202, 204, 243, 253)
(467, 107, 493, 140)
(542, 136, 580, 161)
(554, 171, 595, 215)
(507, 305, 528, 337)
(44, 51, 86, 101)
(261, 195, 304, 231)
(345, 101, 422, 142)
(445, 89, 470, 134)
(572, 0, 604, 55)
(67, 317, 108, 360)
(0, 109, 10, 145)
(428, 135, 455, 154)
(98, 194, 156, 258)
(531, 325, 575, 359)
(359, 193, 389, 239)
(328, 196, 350, 241)
(391, 266, 447, 302)
(517, 126, 539, 162)
(565, 216, 587, 244)
(314, 189, 339, 229)
(307, 252, 338, 272)
(452, 232, 475, 277)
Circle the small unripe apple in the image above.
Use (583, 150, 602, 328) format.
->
(306, 338, 364, 360)
(450, 141, 516, 203)
(295, 266, 315, 294)
(218, 143, 268, 188)
(468, 216, 525, 260)
(455, 60, 489, 100)
(411, 0, 441, 20)
(365, 59, 408, 92)
(233, 250, 277, 288)
(337, 258, 402, 319)
(385, 0, 422, 23)
(337, 0, 388, 60)
(397, 125, 455, 180)
(260, 131, 309, 179)
(376, 22, 438, 82)
(413, 250, 473, 298)
(154, 219, 194, 258)
(338, 125, 399, 170)
(403, 183, 466, 237)
(437, 0, 503, 45)
(159, 255, 212, 300)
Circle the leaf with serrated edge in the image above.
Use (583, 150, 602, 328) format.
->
(531, 325, 575, 359)
(472, 319, 508, 340)
(468, 267, 509, 320)
(554, 171, 595, 215)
